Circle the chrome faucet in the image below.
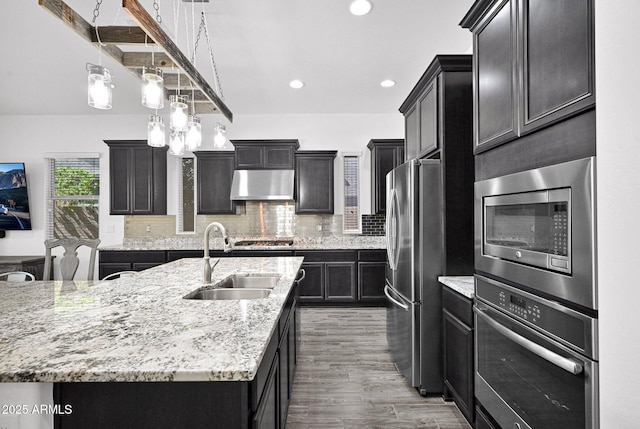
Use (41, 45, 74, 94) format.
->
(203, 221, 233, 284)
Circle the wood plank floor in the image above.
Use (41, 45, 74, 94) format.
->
(285, 307, 472, 429)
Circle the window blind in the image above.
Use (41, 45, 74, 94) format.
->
(343, 154, 362, 233)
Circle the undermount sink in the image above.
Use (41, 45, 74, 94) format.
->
(186, 288, 271, 300)
(184, 274, 280, 300)
(217, 274, 280, 289)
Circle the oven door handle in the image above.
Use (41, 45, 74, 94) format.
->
(475, 307, 584, 375)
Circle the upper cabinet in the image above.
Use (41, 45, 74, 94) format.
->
(104, 140, 167, 215)
(399, 55, 473, 161)
(194, 151, 236, 214)
(295, 151, 337, 214)
(461, 0, 595, 153)
(367, 139, 404, 215)
(230, 140, 300, 169)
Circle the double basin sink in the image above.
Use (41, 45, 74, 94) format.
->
(184, 274, 280, 301)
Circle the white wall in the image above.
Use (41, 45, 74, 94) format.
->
(595, 1, 640, 427)
(0, 113, 402, 262)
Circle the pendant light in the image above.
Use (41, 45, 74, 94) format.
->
(169, 130, 185, 156)
(213, 123, 226, 148)
(185, 116, 202, 151)
(141, 66, 164, 109)
(86, 64, 113, 110)
(169, 94, 189, 131)
(147, 114, 166, 147)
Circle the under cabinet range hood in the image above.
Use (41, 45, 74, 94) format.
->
(230, 170, 295, 200)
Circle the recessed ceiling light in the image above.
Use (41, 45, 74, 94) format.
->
(380, 80, 396, 88)
(289, 80, 305, 89)
(350, 0, 372, 16)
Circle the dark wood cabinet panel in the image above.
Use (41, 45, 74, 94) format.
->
(104, 140, 167, 215)
(295, 151, 337, 214)
(520, 0, 595, 132)
(297, 262, 324, 303)
(194, 151, 236, 214)
(418, 79, 439, 155)
(358, 261, 386, 302)
(98, 250, 166, 279)
(462, 0, 595, 155)
(253, 352, 278, 429)
(442, 286, 474, 426)
(399, 56, 472, 161)
(231, 140, 299, 170)
(325, 262, 356, 302)
(474, 0, 518, 151)
(368, 139, 404, 214)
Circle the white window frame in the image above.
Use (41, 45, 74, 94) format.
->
(342, 152, 362, 234)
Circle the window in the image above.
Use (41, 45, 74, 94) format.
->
(177, 157, 196, 234)
(45, 154, 100, 239)
(343, 153, 362, 234)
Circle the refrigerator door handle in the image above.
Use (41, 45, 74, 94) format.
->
(384, 282, 409, 310)
(386, 189, 400, 271)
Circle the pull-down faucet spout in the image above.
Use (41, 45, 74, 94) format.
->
(203, 222, 232, 284)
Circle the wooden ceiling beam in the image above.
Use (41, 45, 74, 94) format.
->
(123, 52, 176, 69)
(39, 0, 125, 64)
(123, 0, 233, 122)
(91, 26, 153, 45)
(167, 89, 209, 103)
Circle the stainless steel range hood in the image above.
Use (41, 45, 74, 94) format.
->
(230, 170, 295, 200)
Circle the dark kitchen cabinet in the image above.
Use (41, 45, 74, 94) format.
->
(294, 151, 337, 214)
(461, 0, 595, 153)
(442, 285, 474, 426)
(194, 151, 236, 214)
(231, 140, 300, 170)
(357, 250, 386, 304)
(254, 351, 279, 429)
(295, 250, 360, 304)
(325, 262, 356, 302)
(104, 140, 167, 215)
(367, 139, 404, 214)
(98, 250, 166, 279)
(399, 56, 472, 161)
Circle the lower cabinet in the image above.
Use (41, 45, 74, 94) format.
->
(98, 250, 166, 279)
(253, 351, 279, 429)
(442, 285, 474, 426)
(295, 250, 357, 304)
(357, 250, 386, 304)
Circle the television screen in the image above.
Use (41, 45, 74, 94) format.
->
(0, 162, 31, 230)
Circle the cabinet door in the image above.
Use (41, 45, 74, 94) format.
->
(195, 152, 236, 214)
(474, 0, 518, 152)
(131, 146, 154, 214)
(325, 262, 356, 302)
(298, 263, 324, 303)
(253, 353, 279, 429)
(295, 153, 335, 214)
(264, 145, 295, 169)
(443, 308, 474, 425)
(279, 320, 291, 429)
(519, 0, 594, 133)
(358, 261, 386, 301)
(109, 146, 132, 214)
(99, 263, 132, 280)
(235, 146, 264, 169)
(404, 104, 419, 160)
(418, 79, 439, 156)
(372, 145, 398, 214)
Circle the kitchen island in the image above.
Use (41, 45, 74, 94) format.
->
(1, 256, 303, 428)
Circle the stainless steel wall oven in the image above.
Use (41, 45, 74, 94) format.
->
(474, 275, 598, 429)
(475, 157, 596, 310)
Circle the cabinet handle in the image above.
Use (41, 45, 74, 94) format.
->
(295, 269, 306, 283)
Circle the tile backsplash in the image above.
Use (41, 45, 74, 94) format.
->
(125, 201, 384, 238)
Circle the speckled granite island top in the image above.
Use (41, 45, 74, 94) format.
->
(0, 257, 303, 383)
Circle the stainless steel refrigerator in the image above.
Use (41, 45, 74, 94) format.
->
(384, 159, 443, 395)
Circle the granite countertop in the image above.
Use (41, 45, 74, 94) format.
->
(0, 257, 303, 383)
(438, 276, 475, 299)
(101, 235, 386, 251)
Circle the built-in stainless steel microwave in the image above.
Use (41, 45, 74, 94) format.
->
(475, 157, 596, 310)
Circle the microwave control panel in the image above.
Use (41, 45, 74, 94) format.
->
(551, 203, 568, 256)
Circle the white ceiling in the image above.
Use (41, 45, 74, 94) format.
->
(0, 0, 473, 117)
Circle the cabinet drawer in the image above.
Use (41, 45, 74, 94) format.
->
(357, 250, 386, 262)
(99, 250, 166, 264)
(294, 250, 355, 263)
(166, 250, 204, 261)
(442, 286, 473, 327)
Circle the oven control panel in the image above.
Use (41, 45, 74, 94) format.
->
(476, 275, 594, 357)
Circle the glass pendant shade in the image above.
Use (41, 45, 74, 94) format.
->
(169, 95, 189, 131)
(147, 115, 166, 147)
(213, 123, 226, 148)
(141, 66, 165, 109)
(86, 64, 113, 109)
(185, 116, 202, 151)
(169, 130, 185, 156)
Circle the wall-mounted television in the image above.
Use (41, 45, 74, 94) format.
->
(0, 162, 31, 231)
